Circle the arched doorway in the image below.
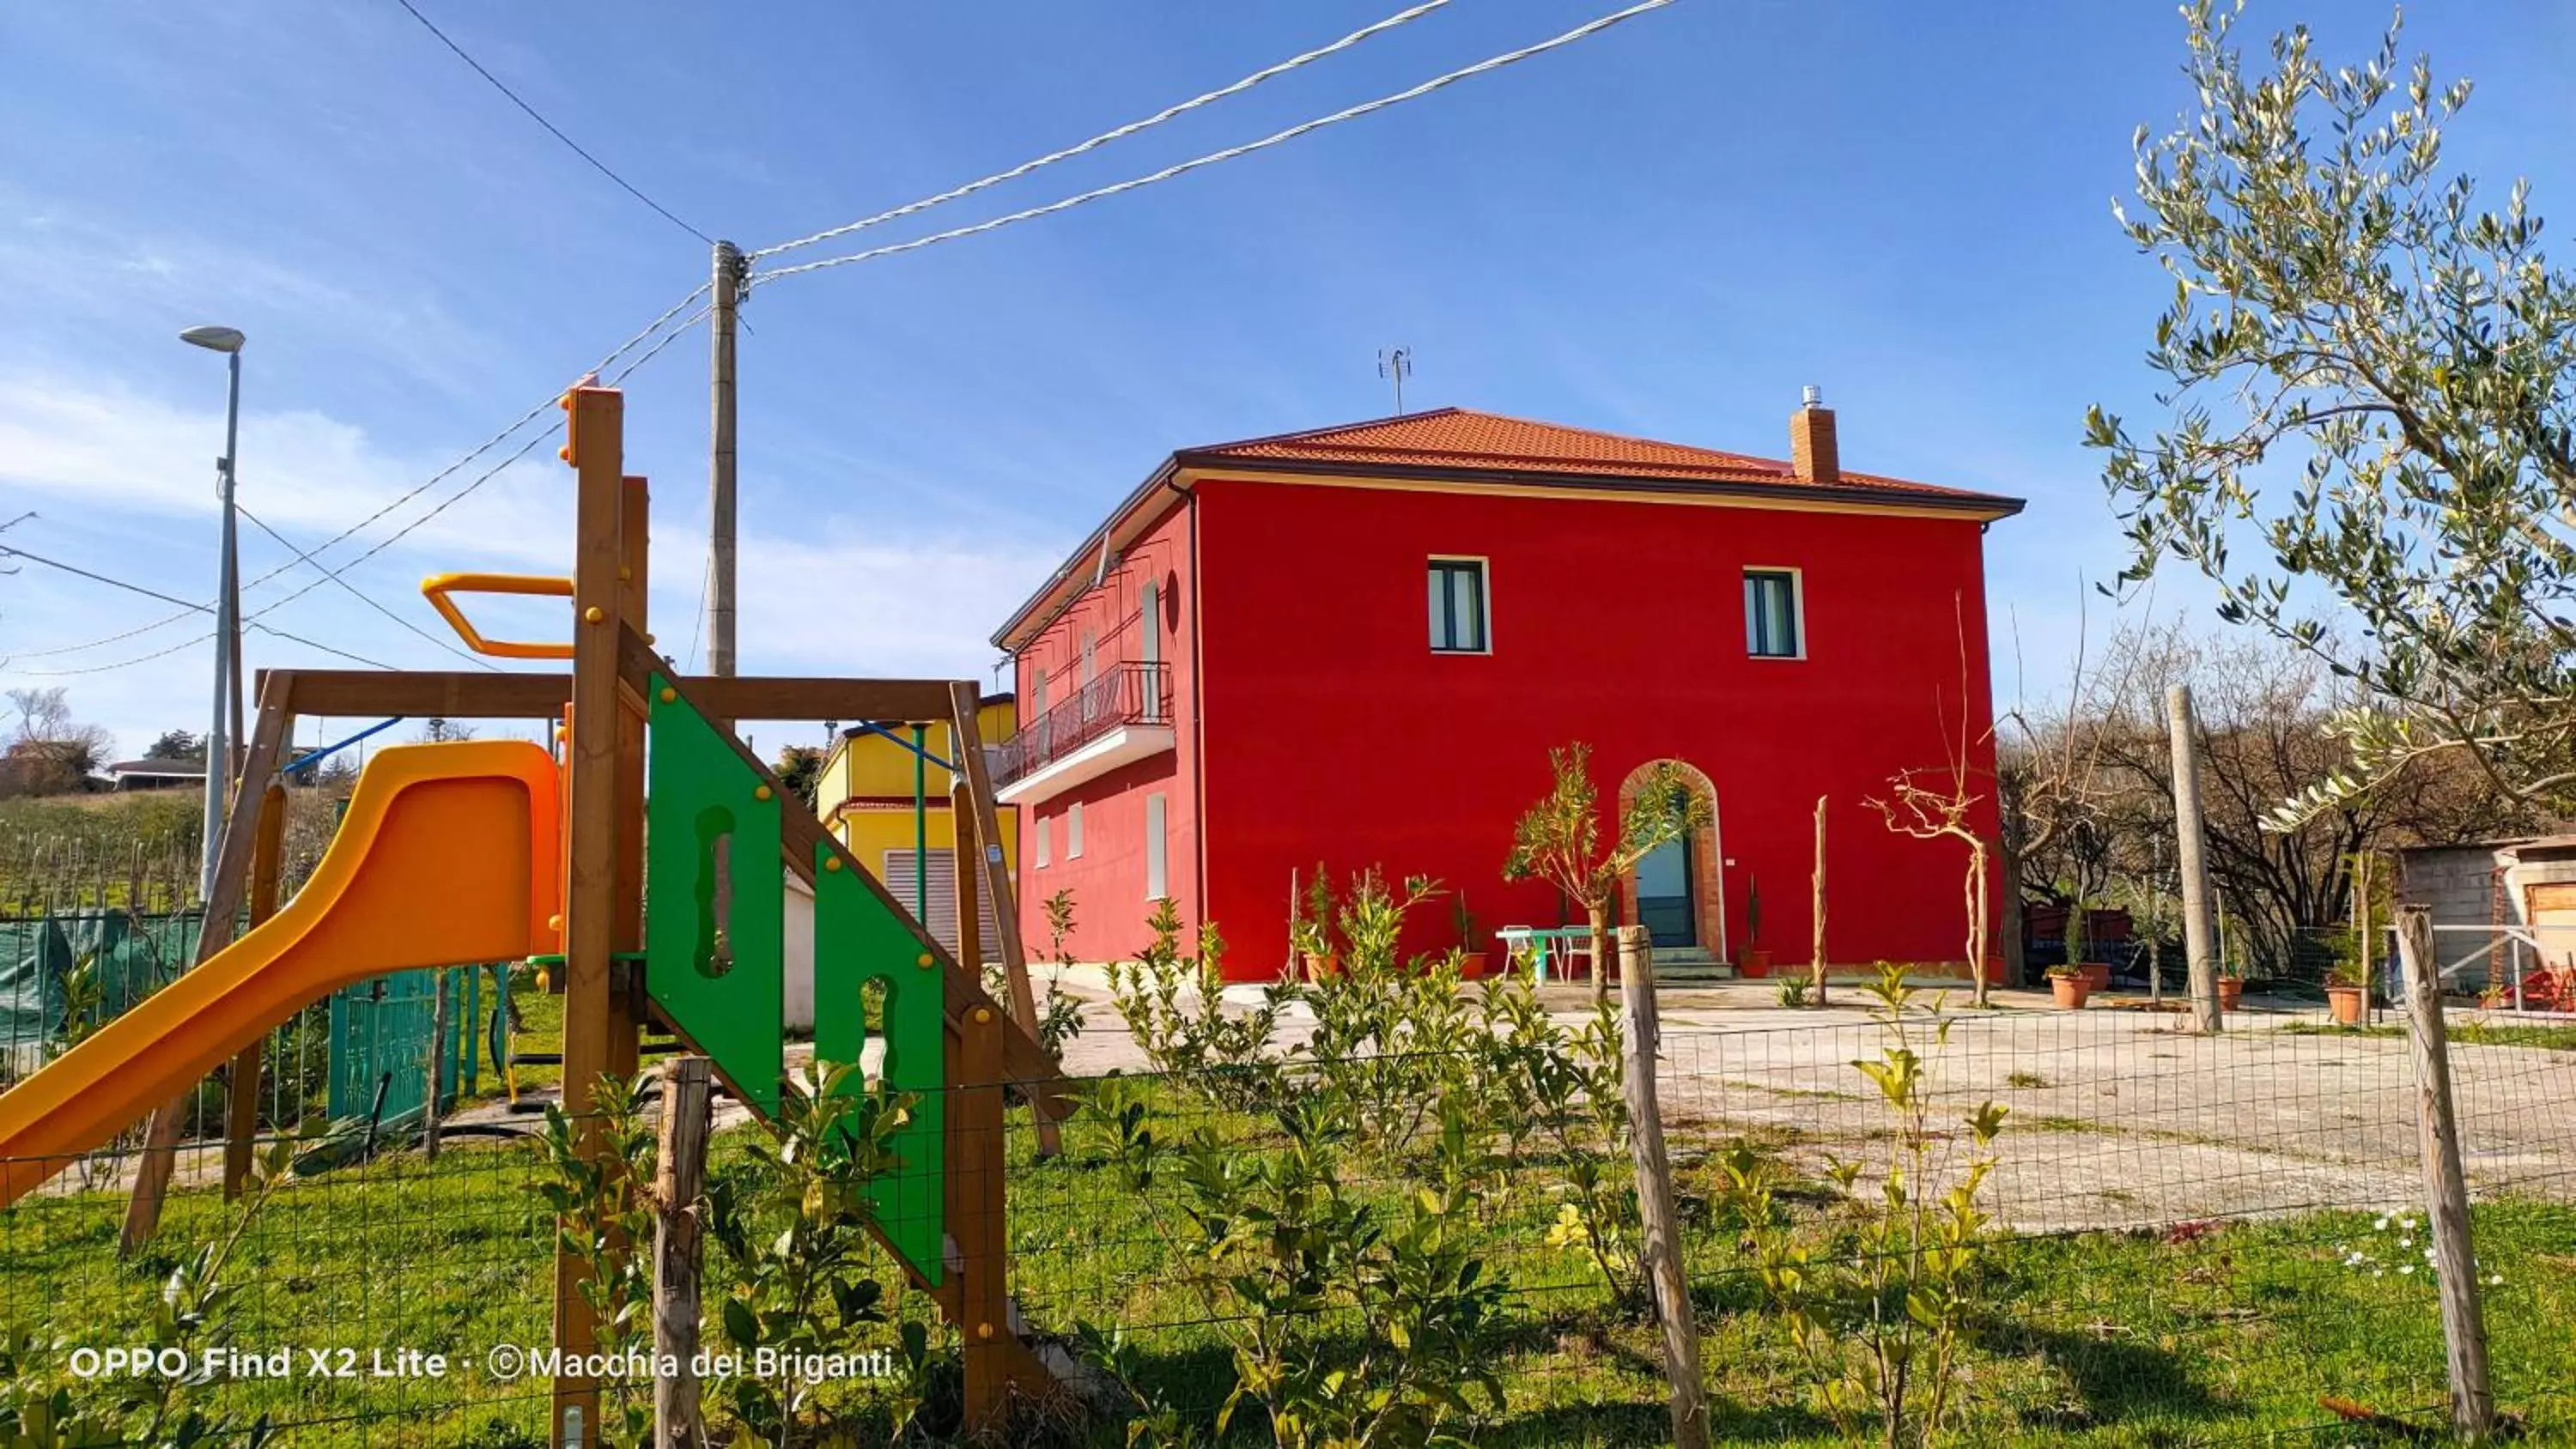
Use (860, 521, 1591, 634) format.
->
(1616, 760, 1725, 961)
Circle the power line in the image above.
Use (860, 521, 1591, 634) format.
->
(0, 543, 395, 673)
(387, 0, 713, 246)
(237, 504, 501, 670)
(240, 427, 558, 627)
(750, 0, 1456, 262)
(16, 283, 708, 661)
(750, 0, 1681, 288)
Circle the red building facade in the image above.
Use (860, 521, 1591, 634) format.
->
(992, 403, 2020, 979)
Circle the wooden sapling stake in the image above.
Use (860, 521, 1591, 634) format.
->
(653, 1056, 714, 1449)
(422, 968, 448, 1161)
(2396, 906, 2495, 1441)
(1617, 928, 1708, 1449)
(1809, 795, 1828, 1006)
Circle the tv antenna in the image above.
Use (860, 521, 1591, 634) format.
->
(1376, 347, 1413, 415)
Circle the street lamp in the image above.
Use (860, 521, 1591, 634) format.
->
(181, 324, 244, 902)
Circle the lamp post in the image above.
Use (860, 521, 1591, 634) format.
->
(181, 324, 245, 902)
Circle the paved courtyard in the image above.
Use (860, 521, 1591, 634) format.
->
(1047, 971, 2576, 1233)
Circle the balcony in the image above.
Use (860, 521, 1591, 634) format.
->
(993, 661, 1175, 804)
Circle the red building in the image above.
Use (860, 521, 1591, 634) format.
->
(988, 397, 2021, 979)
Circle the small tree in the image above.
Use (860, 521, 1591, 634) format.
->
(773, 743, 825, 809)
(144, 729, 205, 762)
(1868, 767, 1996, 1007)
(2088, 1, 2576, 825)
(1504, 743, 1710, 1004)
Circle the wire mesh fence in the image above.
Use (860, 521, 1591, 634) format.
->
(2, 988, 2572, 1446)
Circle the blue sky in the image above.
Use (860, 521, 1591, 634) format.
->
(3, 1, 2570, 762)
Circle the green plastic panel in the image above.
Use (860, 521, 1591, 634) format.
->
(646, 674, 785, 1117)
(813, 840, 945, 1285)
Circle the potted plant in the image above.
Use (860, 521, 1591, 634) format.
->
(1451, 891, 1490, 980)
(2324, 959, 2369, 1026)
(2216, 958, 2245, 1012)
(2064, 896, 2110, 991)
(1292, 869, 1340, 979)
(2046, 963, 2091, 1009)
(1738, 875, 1772, 977)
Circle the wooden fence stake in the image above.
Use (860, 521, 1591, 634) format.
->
(2396, 906, 2495, 1441)
(653, 1056, 714, 1449)
(1617, 927, 1708, 1449)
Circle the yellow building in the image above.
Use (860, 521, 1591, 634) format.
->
(813, 694, 1018, 961)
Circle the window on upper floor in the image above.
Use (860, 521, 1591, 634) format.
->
(1427, 558, 1490, 653)
(1068, 802, 1085, 859)
(1745, 568, 1803, 659)
(1035, 815, 1050, 868)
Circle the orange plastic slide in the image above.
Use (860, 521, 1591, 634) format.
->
(0, 741, 562, 1208)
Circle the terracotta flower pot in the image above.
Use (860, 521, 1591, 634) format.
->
(2050, 975, 2091, 1009)
(1455, 951, 1491, 981)
(1739, 948, 1773, 979)
(2080, 961, 2111, 991)
(1305, 952, 1341, 981)
(2326, 983, 2366, 1026)
(2218, 977, 2244, 1012)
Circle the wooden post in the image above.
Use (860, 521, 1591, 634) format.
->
(951, 1003, 1010, 1434)
(422, 968, 448, 1162)
(222, 780, 288, 1200)
(1808, 796, 1828, 1007)
(125, 682, 295, 1251)
(653, 1056, 714, 1449)
(953, 782, 983, 1009)
(2164, 684, 2224, 1034)
(948, 682, 1064, 1153)
(610, 475, 650, 1085)
(555, 383, 632, 1446)
(2397, 906, 2495, 1440)
(1617, 927, 1708, 1449)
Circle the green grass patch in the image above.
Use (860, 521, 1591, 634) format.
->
(5, 1094, 2571, 1446)
(2278, 1020, 2576, 1052)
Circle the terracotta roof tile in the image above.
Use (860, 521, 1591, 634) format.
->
(1187, 407, 1990, 499)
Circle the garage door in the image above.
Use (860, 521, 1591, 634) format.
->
(881, 850, 1005, 964)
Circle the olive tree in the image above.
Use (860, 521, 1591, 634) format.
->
(1504, 743, 1710, 1005)
(2087, 1, 2576, 827)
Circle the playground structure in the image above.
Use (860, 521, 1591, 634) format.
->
(0, 384, 1070, 1439)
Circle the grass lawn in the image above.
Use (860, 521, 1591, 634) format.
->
(5, 1092, 2569, 1446)
(2279, 1019, 2576, 1052)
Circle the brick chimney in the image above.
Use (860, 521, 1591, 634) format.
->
(1789, 385, 1838, 483)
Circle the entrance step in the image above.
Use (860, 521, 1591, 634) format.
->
(1652, 949, 1733, 985)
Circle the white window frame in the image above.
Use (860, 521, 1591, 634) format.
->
(1426, 555, 1493, 656)
(1743, 566, 1807, 661)
(1067, 801, 1085, 859)
(1145, 792, 1167, 900)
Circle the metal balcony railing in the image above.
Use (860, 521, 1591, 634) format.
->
(993, 661, 1172, 786)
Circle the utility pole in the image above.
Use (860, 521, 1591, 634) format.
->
(2165, 683, 2223, 1033)
(708, 239, 744, 682)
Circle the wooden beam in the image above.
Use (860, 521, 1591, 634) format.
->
(277, 670, 575, 719)
(685, 676, 967, 724)
(617, 630, 1063, 1093)
(221, 781, 289, 1201)
(123, 680, 295, 1251)
(553, 384, 628, 1442)
(272, 669, 963, 728)
(950, 681, 1066, 1148)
